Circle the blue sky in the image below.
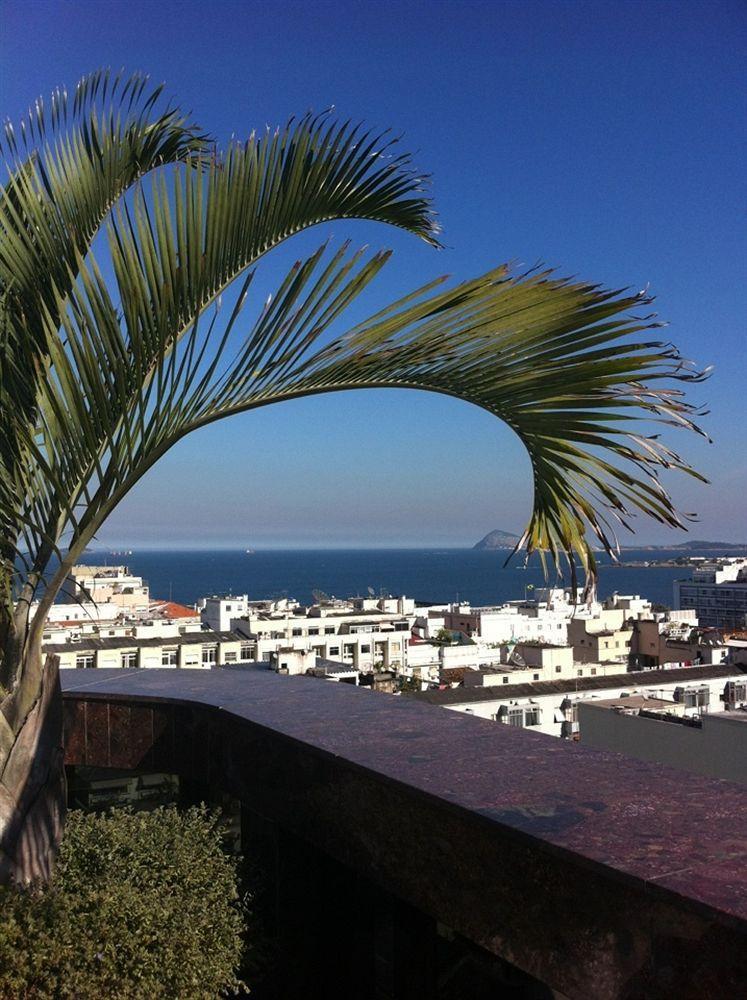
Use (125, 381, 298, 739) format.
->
(3, 0, 746, 548)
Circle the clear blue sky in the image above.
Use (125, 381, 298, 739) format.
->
(3, 0, 746, 548)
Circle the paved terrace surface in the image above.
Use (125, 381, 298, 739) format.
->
(62, 667, 747, 999)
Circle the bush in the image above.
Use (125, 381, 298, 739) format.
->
(0, 806, 247, 999)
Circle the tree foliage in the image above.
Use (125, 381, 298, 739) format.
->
(0, 806, 247, 999)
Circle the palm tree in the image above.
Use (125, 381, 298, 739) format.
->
(0, 72, 708, 883)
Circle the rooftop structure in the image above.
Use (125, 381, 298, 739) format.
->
(579, 694, 747, 784)
(65, 564, 150, 613)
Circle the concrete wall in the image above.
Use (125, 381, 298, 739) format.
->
(579, 704, 747, 784)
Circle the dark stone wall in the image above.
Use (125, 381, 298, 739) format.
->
(61, 670, 747, 999)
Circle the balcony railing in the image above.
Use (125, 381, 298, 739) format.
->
(61, 666, 747, 999)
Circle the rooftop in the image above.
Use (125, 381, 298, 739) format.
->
(44, 630, 238, 652)
(410, 663, 747, 706)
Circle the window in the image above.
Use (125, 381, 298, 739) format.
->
(224, 651, 237, 662)
(344, 644, 356, 658)
(533, 673, 540, 681)
(524, 707, 541, 727)
(683, 687, 710, 709)
(325, 627, 335, 635)
(591, 667, 597, 675)
(308, 628, 319, 636)
(225, 604, 231, 612)
(162, 648, 178, 667)
(507, 708, 524, 727)
(577, 669, 583, 676)
(202, 646, 217, 665)
(292, 628, 302, 637)
(240, 644, 253, 660)
(329, 646, 340, 656)
(502, 676, 509, 684)
(76, 654, 94, 670)
(361, 644, 371, 653)
(725, 681, 747, 702)
(121, 652, 137, 668)
(555, 665, 562, 673)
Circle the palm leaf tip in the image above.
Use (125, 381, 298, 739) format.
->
(292, 267, 710, 599)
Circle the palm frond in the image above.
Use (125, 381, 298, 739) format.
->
(1, 75, 709, 668)
(9, 240, 708, 628)
(1, 75, 443, 641)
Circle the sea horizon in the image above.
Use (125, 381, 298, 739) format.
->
(70, 546, 747, 611)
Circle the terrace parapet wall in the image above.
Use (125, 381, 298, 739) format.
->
(61, 666, 747, 1000)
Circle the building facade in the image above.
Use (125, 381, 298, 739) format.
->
(674, 558, 747, 628)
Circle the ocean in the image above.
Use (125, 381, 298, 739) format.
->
(72, 547, 745, 610)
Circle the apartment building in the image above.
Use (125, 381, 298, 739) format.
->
(567, 617, 633, 666)
(630, 618, 728, 668)
(45, 630, 246, 670)
(674, 557, 747, 628)
(208, 593, 416, 673)
(65, 564, 150, 613)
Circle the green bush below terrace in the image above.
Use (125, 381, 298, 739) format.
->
(0, 806, 247, 999)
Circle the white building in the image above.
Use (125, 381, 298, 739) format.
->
(410, 664, 747, 741)
(45, 630, 248, 670)
(674, 558, 747, 628)
(40, 600, 202, 646)
(199, 594, 251, 633)
(33, 601, 122, 625)
(65, 564, 150, 614)
(206, 593, 416, 674)
(440, 589, 658, 651)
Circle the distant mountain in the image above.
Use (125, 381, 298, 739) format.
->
(473, 529, 521, 551)
(626, 539, 747, 552)
(677, 540, 746, 550)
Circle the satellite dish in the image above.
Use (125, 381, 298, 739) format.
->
(312, 589, 330, 604)
(367, 586, 375, 597)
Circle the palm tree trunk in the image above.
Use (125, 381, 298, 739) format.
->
(0, 650, 66, 884)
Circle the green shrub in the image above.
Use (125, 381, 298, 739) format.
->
(0, 805, 247, 999)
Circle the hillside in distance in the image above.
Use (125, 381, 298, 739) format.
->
(626, 539, 747, 551)
(473, 529, 521, 550)
(473, 532, 746, 553)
